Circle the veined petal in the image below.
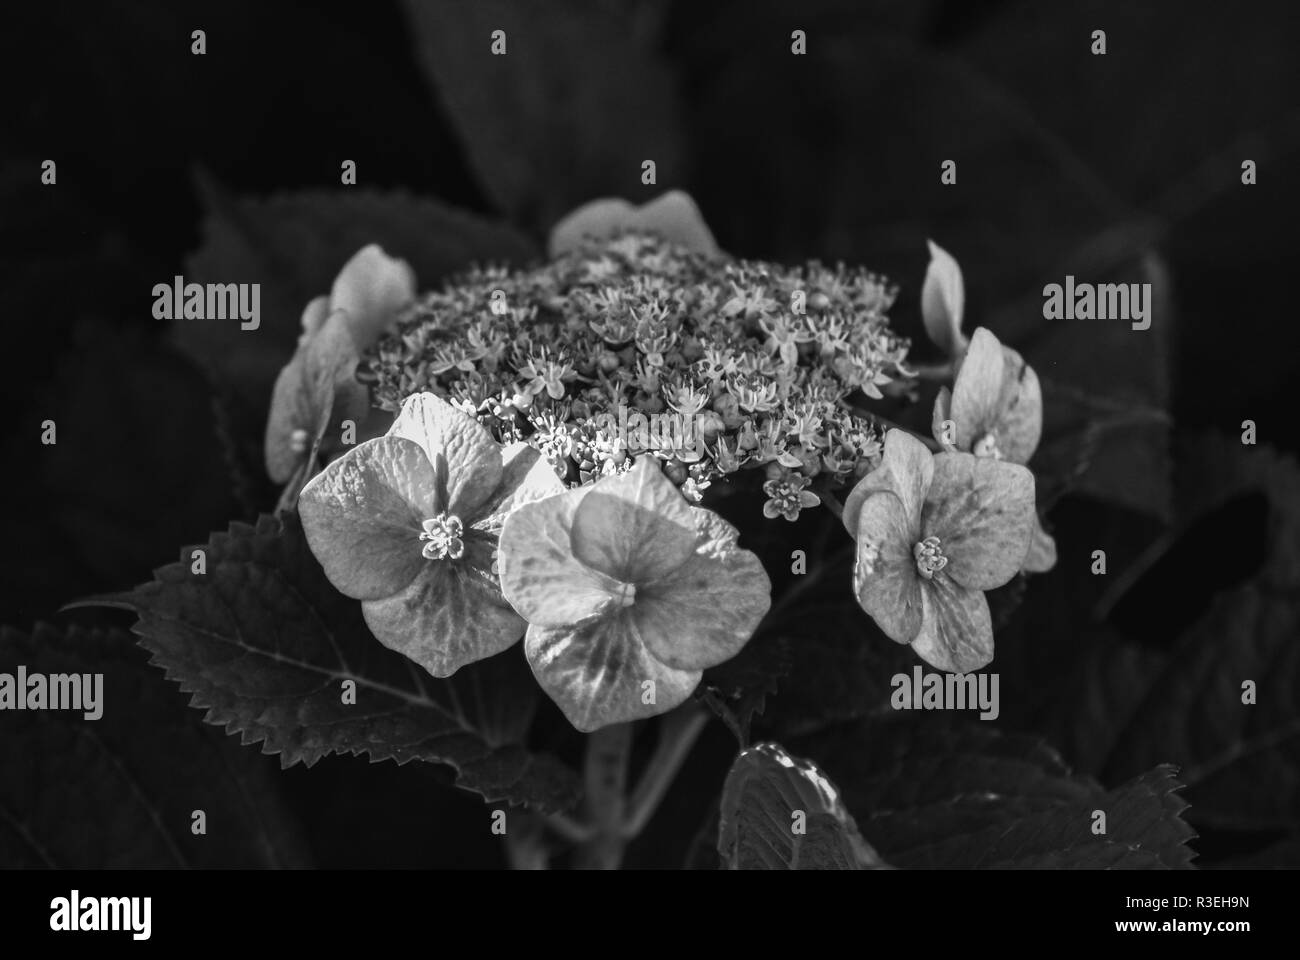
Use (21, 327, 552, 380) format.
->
(362, 553, 525, 678)
(950, 327, 1005, 450)
(472, 441, 567, 534)
(525, 614, 701, 732)
(992, 346, 1042, 465)
(1022, 513, 1058, 573)
(386, 392, 504, 519)
(634, 510, 771, 671)
(920, 239, 967, 358)
(298, 436, 439, 600)
(843, 428, 933, 538)
(853, 491, 924, 645)
(329, 244, 416, 349)
(923, 453, 1034, 591)
(911, 573, 994, 673)
(571, 456, 698, 583)
(498, 487, 617, 625)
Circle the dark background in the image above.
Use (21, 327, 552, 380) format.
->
(3, 0, 1298, 868)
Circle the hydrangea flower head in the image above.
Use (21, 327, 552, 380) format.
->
(498, 456, 771, 731)
(298, 392, 562, 677)
(932, 326, 1056, 571)
(265, 244, 415, 483)
(843, 429, 1034, 672)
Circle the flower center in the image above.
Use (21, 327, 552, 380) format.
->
(973, 431, 1003, 460)
(289, 428, 310, 454)
(419, 513, 466, 561)
(913, 536, 948, 580)
(609, 581, 637, 608)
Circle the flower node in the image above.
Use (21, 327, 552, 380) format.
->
(420, 514, 466, 561)
(912, 535, 948, 580)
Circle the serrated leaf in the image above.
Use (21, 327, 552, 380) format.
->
(82, 512, 580, 813)
(178, 184, 538, 417)
(0, 624, 310, 868)
(400, 0, 684, 230)
(717, 742, 888, 870)
(794, 717, 1195, 868)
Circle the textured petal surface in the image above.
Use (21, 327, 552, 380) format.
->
(524, 614, 701, 732)
(473, 441, 567, 534)
(634, 510, 771, 671)
(911, 574, 994, 673)
(853, 491, 924, 645)
(547, 190, 718, 258)
(571, 456, 698, 583)
(361, 554, 525, 678)
(329, 244, 416, 349)
(992, 346, 1043, 465)
(498, 487, 615, 625)
(843, 428, 933, 538)
(298, 436, 438, 600)
(920, 239, 966, 357)
(950, 327, 1005, 450)
(923, 453, 1035, 591)
(386, 392, 504, 519)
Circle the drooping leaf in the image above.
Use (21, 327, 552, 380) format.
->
(400, 0, 684, 230)
(77, 512, 580, 813)
(793, 716, 1196, 868)
(178, 184, 538, 417)
(717, 742, 888, 870)
(0, 624, 310, 868)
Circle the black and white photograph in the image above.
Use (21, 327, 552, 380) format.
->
(1, 0, 1296, 941)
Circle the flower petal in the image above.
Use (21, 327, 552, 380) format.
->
(920, 239, 967, 358)
(843, 428, 933, 538)
(931, 386, 957, 452)
(472, 441, 567, 534)
(923, 453, 1034, 591)
(329, 244, 416, 349)
(297, 295, 330, 345)
(524, 614, 701, 732)
(992, 346, 1042, 465)
(571, 455, 698, 583)
(853, 491, 925, 645)
(949, 327, 1005, 450)
(386, 392, 504, 519)
(911, 573, 994, 673)
(1022, 513, 1058, 573)
(498, 487, 616, 625)
(634, 510, 771, 671)
(361, 553, 525, 677)
(298, 436, 439, 600)
(547, 190, 719, 258)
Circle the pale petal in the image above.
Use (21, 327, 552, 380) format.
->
(264, 353, 315, 484)
(950, 327, 1005, 450)
(992, 347, 1042, 465)
(361, 553, 525, 677)
(298, 436, 439, 600)
(386, 392, 503, 519)
(911, 573, 994, 673)
(329, 244, 416, 349)
(298, 295, 330, 345)
(931, 386, 957, 452)
(853, 491, 924, 645)
(634, 510, 771, 671)
(571, 456, 698, 583)
(498, 487, 615, 625)
(920, 239, 966, 357)
(843, 428, 933, 538)
(1022, 513, 1058, 573)
(524, 614, 701, 732)
(472, 441, 566, 534)
(923, 453, 1034, 591)
(547, 191, 719, 258)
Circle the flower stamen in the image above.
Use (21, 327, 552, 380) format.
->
(419, 513, 466, 560)
(913, 535, 948, 580)
(973, 431, 1003, 460)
